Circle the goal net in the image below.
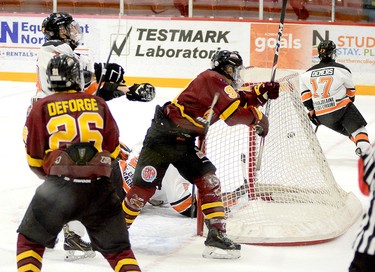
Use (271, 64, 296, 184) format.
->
(196, 68, 362, 245)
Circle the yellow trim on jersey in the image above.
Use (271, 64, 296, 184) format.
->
(26, 154, 43, 167)
(219, 100, 241, 121)
(16, 250, 43, 262)
(111, 144, 121, 159)
(171, 99, 205, 129)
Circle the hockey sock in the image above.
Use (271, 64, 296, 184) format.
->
(122, 185, 156, 227)
(103, 249, 141, 271)
(16, 233, 45, 271)
(194, 172, 226, 226)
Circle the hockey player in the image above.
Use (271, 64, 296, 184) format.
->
(121, 49, 280, 259)
(34, 11, 155, 261)
(300, 40, 370, 156)
(349, 143, 375, 271)
(35, 11, 155, 102)
(17, 54, 141, 271)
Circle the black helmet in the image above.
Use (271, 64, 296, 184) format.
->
(211, 50, 243, 71)
(211, 50, 243, 85)
(42, 12, 81, 49)
(318, 40, 336, 61)
(47, 54, 82, 92)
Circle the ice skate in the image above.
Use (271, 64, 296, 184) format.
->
(203, 228, 241, 259)
(63, 225, 95, 262)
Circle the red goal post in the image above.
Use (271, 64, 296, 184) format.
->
(196, 68, 362, 246)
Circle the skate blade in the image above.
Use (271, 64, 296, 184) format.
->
(202, 246, 241, 259)
(64, 250, 96, 262)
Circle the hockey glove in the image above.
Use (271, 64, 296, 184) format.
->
(126, 83, 156, 102)
(94, 62, 125, 83)
(248, 106, 269, 137)
(253, 81, 280, 104)
(308, 111, 320, 126)
(96, 82, 125, 101)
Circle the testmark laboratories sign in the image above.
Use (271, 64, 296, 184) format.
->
(115, 27, 230, 59)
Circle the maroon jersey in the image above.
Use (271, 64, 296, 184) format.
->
(24, 91, 120, 179)
(165, 69, 258, 136)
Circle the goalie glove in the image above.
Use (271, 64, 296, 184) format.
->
(126, 83, 156, 102)
(94, 62, 125, 83)
(248, 106, 269, 137)
(253, 81, 280, 104)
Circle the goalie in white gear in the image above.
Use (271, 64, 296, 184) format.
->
(112, 143, 198, 217)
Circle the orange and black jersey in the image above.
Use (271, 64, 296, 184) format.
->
(300, 60, 355, 116)
(23, 91, 120, 178)
(164, 69, 259, 136)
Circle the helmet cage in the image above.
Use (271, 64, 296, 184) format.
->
(47, 54, 82, 92)
(42, 12, 82, 49)
(318, 40, 336, 61)
(211, 50, 244, 87)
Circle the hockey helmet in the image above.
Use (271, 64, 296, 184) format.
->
(211, 50, 244, 86)
(46, 54, 82, 92)
(42, 12, 82, 49)
(318, 40, 336, 61)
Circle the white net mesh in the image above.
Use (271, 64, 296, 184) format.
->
(203, 69, 362, 245)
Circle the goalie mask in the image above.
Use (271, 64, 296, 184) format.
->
(46, 54, 82, 92)
(42, 12, 82, 50)
(318, 40, 336, 61)
(211, 50, 244, 89)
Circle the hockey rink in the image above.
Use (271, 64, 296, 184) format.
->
(1, 80, 374, 272)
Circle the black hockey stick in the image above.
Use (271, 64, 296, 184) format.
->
(256, 0, 288, 171)
(96, 13, 132, 93)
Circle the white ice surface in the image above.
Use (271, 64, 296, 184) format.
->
(1, 81, 374, 272)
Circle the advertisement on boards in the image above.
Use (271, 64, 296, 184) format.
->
(1, 14, 375, 89)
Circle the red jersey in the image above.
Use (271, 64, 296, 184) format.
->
(165, 69, 258, 136)
(23, 91, 120, 178)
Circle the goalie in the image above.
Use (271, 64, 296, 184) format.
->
(121, 49, 280, 259)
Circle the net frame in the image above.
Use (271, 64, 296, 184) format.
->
(196, 69, 362, 245)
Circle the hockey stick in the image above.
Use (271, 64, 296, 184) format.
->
(221, 153, 250, 209)
(95, 13, 132, 93)
(255, 0, 288, 171)
(196, 92, 220, 157)
(191, 92, 220, 218)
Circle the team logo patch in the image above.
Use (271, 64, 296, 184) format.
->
(141, 165, 157, 183)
